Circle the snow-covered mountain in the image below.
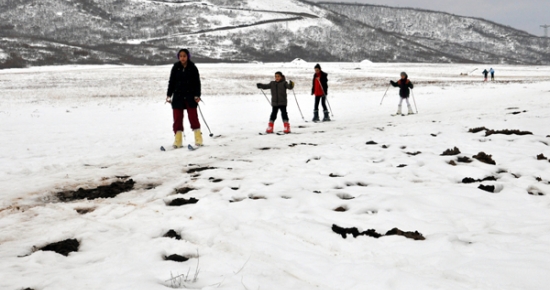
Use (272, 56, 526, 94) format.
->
(1, 0, 548, 68)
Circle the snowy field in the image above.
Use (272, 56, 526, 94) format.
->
(1, 62, 550, 290)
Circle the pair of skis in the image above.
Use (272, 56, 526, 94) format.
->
(160, 144, 200, 151)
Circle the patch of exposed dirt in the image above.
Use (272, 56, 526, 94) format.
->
(457, 156, 473, 163)
(366, 141, 378, 145)
(447, 160, 457, 166)
(289, 143, 318, 147)
(406, 151, 421, 156)
(462, 176, 498, 183)
(75, 208, 95, 214)
(175, 187, 195, 194)
(163, 230, 181, 240)
(478, 184, 496, 193)
(186, 166, 217, 174)
(329, 173, 343, 177)
(332, 225, 425, 240)
(441, 147, 461, 156)
(208, 177, 223, 183)
(57, 179, 135, 201)
(306, 157, 321, 163)
(537, 154, 548, 160)
(337, 193, 355, 200)
(38, 239, 79, 256)
(473, 152, 496, 165)
(397, 164, 407, 168)
(164, 254, 189, 262)
(469, 127, 533, 136)
(334, 206, 348, 212)
(249, 195, 266, 200)
(168, 198, 199, 206)
(382, 145, 389, 149)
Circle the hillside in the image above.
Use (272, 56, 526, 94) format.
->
(0, 0, 548, 68)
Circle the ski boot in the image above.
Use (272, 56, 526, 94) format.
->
(266, 122, 274, 134)
(322, 110, 331, 122)
(173, 131, 183, 148)
(194, 129, 203, 146)
(407, 105, 414, 115)
(312, 110, 320, 122)
(393, 105, 402, 116)
(284, 122, 291, 134)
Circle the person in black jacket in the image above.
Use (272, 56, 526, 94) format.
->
(257, 72, 295, 134)
(390, 72, 414, 115)
(311, 64, 330, 122)
(166, 49, 202, 148)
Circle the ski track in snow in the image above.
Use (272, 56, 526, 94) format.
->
(0, 63, 550, 289)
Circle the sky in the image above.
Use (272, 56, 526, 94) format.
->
(318, 0, 550, 36)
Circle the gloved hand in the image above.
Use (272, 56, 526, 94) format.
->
(256, 83, 262, 89)
(390, 80, 395, 85)
(166, 96, 172, 103)
(289, 80, 294, 87)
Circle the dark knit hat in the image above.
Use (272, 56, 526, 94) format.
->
(400, 71, 408, 78)
(275, 71, 284, 77)
(314, 63, 321, 69)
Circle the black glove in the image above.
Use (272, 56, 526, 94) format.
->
(390, 80, 395, 85)
(256, 83, 262, 89)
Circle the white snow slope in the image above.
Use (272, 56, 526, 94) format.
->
(1, 63, 550, 290)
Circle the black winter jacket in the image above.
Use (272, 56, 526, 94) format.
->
(390, 78, 413, 98)
(311, 71, 328, 96)
(167, 60, 201, 109)
(258, 79, 294, 107)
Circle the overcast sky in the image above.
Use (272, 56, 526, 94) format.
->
(318, 0, 549, 36)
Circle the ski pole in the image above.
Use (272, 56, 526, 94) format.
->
(259, 89, 271, 105)
(380, 84, 391, 105)
(197, 104, 214, 137)
(292, 89, 306, 122)
(411, 90, 419, 114)
(325, 95, 334, 117)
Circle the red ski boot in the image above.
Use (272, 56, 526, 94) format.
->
(283, 122, 291, 134)
(266, 122, 274, 134)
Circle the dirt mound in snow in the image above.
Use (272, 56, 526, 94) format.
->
(441, 147, 461, 156)
(168, 197, 199, 206)
(473, 152, 496, 165)
(468, 127, 533, 137)
(332, 224, 425, 240)
(39, 239, 79, 256)
(57, 179, 135, 201)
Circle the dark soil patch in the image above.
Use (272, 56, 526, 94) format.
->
(528, 190, 545, 196)
(229, 197, 245, 203)
(447, 160, 457, 166)
(306, 157, 321, 163)
(39, 239, 79, 256)
(164, 254, 189, 262)
(231, 187, 239, 190)
(57, 179, 135, 201)
(289, 143, 318, 147)
(366, 141, 378, 145)
(186, 166, 217, 174)
(485, 129, 533, 137)
(537, 154, 548, 160)
(332, 224, 382, 239)
(462, 176, 498, 183)
(168, 197, 199, 206)
(469, 127, 489, 134)
(473, 152, 496, 165)
(249, 195, 266, 200)
(334, 206, 348, 212)
(259, 147, 273, 150)
(208, 177, 223, 183)
(430, 133, 438, 137)
(478, 184, 496, 193)
(441, 147, 461, 156)
(509, 110, 527, 115)
(175, 187, 195, 194)
(313, 190, 321, 194)
(337, 193, 355, 200)
(75, 208, 95, 214)
(329, 173, 343, 177)
(397, 164, 407, 168)
(163, 230, 181, 240)
(385, 228, 426, 241)
(457, 156, 473, 163)
(382, 145, 389, 149)
(406, 151, 421, 156)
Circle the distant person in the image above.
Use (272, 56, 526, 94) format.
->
(257, 72, 295, 134)
(482, 69, 489, 81)
(311, 64, 330, 122)
(390, 72, 414, 116)
(166, 49, 203, 148)
(489, 68, 495, 81)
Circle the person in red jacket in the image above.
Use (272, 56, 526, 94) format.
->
(311, 64, 330, 122)
(389, 72, 414, 115)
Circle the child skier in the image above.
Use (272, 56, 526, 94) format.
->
(390, 72, 414, 116)
(489, 68, 495, 81)
(166, 49, 202, 148)
(482, 69, 489, 81)
(257, 72, 295, 134)
(311, 64, 330, 122)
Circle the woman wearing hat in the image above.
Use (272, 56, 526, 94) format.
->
(166, 49, 202, 148)
(311, 63, 330, 122)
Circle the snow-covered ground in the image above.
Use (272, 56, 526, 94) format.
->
(1, 62, 550, 290)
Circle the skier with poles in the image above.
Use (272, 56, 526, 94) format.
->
(311, 64, 330, 122)
(256, 71, 295, 134)
(389, 72, 415, 116)
(482, 69, 489, 81)
(489, 68, 495, 81)
(166, 49, 203, 148)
